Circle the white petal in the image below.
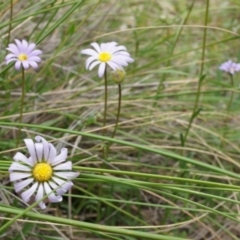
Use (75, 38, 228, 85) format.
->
(35, 143, 43, 162)
(81, 49, 98, 56)
(9, 172, 32, 182)
(43, 182, 62, 203)
(54, 171, 79, 180)
(98, 62, 106, 78)
(106, 42, 118, 52)
(53, 161, 72, 170)
(35, 183, 46, 209)
(89, 60, 101, 71)
(35, 136, 50, 161)
(14, 178, 34, 193)
(100, 43, 107, 51)
(47, 143, 57, 164)
(86, 56, 97, 69)
(9, 162, 31, 172)
(48, 180, 65, 195)
(24, 139, 37, 165)
(51, 148, 67, 166)
(52, 177, 73, 194)
(21, 182, 38, 203)
(90, 42, 101, 53)
(111, 45, 127, 54)
(13, 152, 33, 166)
(107, 61, 121, 71)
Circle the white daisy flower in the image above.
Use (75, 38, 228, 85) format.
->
(81, 42, 134, 78)
(9, 136, 79, 209)
(5, 39, 42, 70)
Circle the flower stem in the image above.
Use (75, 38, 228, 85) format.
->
(227, 74, 234, 113)
(221, 74, 234, 148)
(16, 68, 25, 146)
(102, 68, 109, 159)
(111, 84, 122, 139)
(103, 68, 108, 136)
(181, 0, 209, 149)
(7, 0, 13, 45)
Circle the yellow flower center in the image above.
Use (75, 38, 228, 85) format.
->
(32, 163, 52, 182)
(98, 52, 112, 62)
(18, 53, 28, 61)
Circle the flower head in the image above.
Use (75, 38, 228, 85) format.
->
(81, 42, 134, 78)
(6, 39, 42, 70)
(219, 60, 240, 75)
(9, 136, 79, 209)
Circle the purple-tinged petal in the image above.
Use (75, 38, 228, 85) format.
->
(21, 182, 38, 203)
(6, 58, 17, 65)
(15, 61, 22, 70)
(44, 182, 62, 203)
(9, 162, 31, 172)
(9, 172, 32, 182)
(7, 44, 20, 55)
(22, 40, 29, 50)
(5, 53, 17, 60)
(28, 61, 38, 69)
(35, 183, 46, 209)
(35, 136, 50, 161)
(27, 43, 36, 52)
(54, 171, 79, 180)
(15, 39, 24, 52)
(13, 152, 33, 166)
(47, 143, 57, 164)
(29, 49, 42, 56)
(14, 178, 34, 193)
(53, 161, 72, 170)
(51, 148, 67, 166)
(22, 61, 30, 69)
(28, 56, 41, 62)
(24, 139, 37, 164)
(35, 143, 43, 162)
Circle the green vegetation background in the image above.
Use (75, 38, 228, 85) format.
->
(1, 0, 240, 239)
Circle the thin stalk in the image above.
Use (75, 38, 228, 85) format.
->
(221, 74, 234, 148)
(111, 84, 122, 139)
(16, 68, 25, 146)
(102, 68, 109, 160)
(227, 74, 234, 113)
(103, 68, 108, 136)
(182, 0, 209, 147)
(7, 0, 13, 45)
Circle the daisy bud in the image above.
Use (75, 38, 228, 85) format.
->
(110, 69, 126, 84)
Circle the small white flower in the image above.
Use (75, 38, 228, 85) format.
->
(81, 42, 134, 78)
(5, 39, 42, 70)
(9, 136, 79, 209)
